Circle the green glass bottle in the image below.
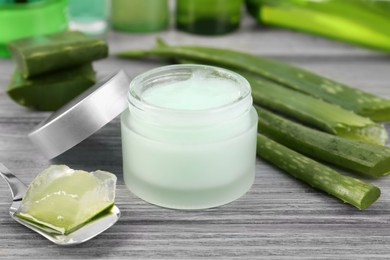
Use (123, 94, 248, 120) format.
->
(0, 0, 68, 58)
(176, 0, 243, 35)
(111, 0, 169, 33)
(246, 0, 390, 53)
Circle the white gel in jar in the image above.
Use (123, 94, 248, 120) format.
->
(121, 65, 258, 209)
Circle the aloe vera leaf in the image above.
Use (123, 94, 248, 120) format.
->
(244, 74, 388, 145)
(256, 106, 390, 177)
(247, 0, 390, 52)
(7, 64, 96, 111)
(118, 42, 390, 122)
(8, 31, 108, 78)
(257, 133, 381, 209)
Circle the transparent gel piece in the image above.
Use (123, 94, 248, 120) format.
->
(16, 165, 116, 235)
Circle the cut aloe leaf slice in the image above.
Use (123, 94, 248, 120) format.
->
(7, 64, 96, 111)
(16, 165, 117, 235)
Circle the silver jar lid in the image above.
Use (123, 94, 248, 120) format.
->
(28, 70, 131, 159)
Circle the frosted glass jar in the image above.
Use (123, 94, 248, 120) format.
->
(121, 65, 258, 209)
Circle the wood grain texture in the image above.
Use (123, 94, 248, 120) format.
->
(1, 16, 390, 259)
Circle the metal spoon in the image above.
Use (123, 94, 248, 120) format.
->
(0, 163, 120, 246)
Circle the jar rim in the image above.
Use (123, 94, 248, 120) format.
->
(128, 64, 252, 124)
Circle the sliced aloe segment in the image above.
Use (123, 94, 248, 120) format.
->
(7, 64, 96, 111)
(16, 165, 117, 235)
(8, 31, 108, 78)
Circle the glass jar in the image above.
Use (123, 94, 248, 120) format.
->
(0, 0, 68, 58)
(176, 0, 243, 35)
(111, 0, 169, 33)
(121, 65, 258, 209)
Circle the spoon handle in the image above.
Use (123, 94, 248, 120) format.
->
(0, 163, 27, 201)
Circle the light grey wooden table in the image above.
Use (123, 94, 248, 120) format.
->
(1, 17, 390, 259)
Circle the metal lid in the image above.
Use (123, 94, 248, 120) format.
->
(28, 70, 131, 159)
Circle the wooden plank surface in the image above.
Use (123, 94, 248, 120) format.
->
(1, 16, 390, 259)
